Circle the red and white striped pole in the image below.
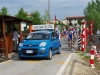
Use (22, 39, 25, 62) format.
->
(54, 15, 56, 30)
(94, 46, 100, 63)
(89, 20, 93, 42)
(90, 45, 95, 68)
(90, 20, 93, 36)
(82, 21, 87, 52)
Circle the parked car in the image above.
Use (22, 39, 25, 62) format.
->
(18, 30, 61, 60)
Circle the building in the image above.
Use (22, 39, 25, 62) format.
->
(60, 19, 67, 25)
(66, 16, 85, 26)
(42, 16, 85, 26)
(50, 19, 60, 24)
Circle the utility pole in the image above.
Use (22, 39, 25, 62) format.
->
(48, 0, 51, 23)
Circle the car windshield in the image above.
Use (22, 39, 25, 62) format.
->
(25, 32, 50, 40)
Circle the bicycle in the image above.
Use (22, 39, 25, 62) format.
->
(63, 35, 66, 42)
(68, 38, 75, 52)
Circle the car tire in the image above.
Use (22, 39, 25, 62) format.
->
(57, 47, 61, 54)
(46, 49, 52, 60)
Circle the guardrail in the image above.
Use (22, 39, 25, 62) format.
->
(92, 35, 100, 39)
(88, 35, 100, 44)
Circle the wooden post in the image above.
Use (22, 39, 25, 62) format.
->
(4, 38, 8, 59)
(9, 23, 12, 53)
(2, 17, 8, 59)
(19, 22, 22, 42)
(29, 25, 32, 33)
(2, 17, 5, 38)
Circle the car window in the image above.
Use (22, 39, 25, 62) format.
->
(55, 32, 59, 39)
(51, 32, 58, 39)
(25, 32, 50, 40)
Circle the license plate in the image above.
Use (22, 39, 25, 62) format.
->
(26, 50, 33, 53)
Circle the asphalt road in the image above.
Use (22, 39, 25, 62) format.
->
(0, 38, 78, 75)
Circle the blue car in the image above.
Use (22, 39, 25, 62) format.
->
(18, 31, 61, 60)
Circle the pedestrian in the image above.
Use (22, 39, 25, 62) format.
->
(62, 28, 67, 40)
(96, 28, 100, 54)
(12, 28, 20, 52)
(55, 27, 60, 39)
(97, 28, 100, 34)
(57, 29, 61, 39)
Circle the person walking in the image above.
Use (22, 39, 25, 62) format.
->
(97, 28, 100, 34)
(12, 28, 20, 52)
(96, 28, 100, 54)
(62, 28, 67, 40)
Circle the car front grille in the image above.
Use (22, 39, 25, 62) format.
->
(22, 49, 38, 56)
(23, 45, 39, 47)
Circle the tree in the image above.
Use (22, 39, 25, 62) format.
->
(42, 9, 50, 22)
(15, 8, 30, 31)
(84, 0, 100, 34)
(0, 7, 9, 15)
(30, 10, 42, 25)
(15, 8, 28, 20)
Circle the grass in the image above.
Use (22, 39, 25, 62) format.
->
(94, 57, 100, 70)
(78, 53, 85, 56)
(78, 52, 100, 70)
(84, 55, 90, 60)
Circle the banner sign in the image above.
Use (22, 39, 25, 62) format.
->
(32, 24, 54, 30)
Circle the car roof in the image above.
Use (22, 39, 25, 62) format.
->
(36, 29, 55, 32)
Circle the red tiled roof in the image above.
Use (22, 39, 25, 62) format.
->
(0, 15, 32, 23)
(66, 16, 85, 19)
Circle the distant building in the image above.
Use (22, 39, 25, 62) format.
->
(60, 19, 67, 25)
(42, 16, 85, 26)
(66, 16, 85, 26)
(42, 20, 48, 24)
(50, 19, 59, 24)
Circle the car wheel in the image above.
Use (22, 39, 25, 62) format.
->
(57, 47, 61, 54)
(46, 49, 52, 60)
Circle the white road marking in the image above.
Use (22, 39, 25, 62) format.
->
(56, 53, 74, 75)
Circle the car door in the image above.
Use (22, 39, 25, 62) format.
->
(54, 32, 60, 50)
(51, 32, 57, 54)
(52, 32, 60, 53)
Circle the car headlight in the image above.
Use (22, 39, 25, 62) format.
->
(19, 43, 23, 46)
(39, 42, 46, 46)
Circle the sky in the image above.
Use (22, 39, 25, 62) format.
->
(0, 0, 92, 20)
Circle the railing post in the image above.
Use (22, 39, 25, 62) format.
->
(4, 38, 8, 59)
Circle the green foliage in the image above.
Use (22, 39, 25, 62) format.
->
(78, 19, 83, 25)
(56, 22, 68, 31)
(84, 0, 100, 34)
(79, 53, 85, 56)
(42, 9, 50, 21)
(15, 8, 28, 20)
(0, 7, 9, 15)
(30, 10, 42, 25)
